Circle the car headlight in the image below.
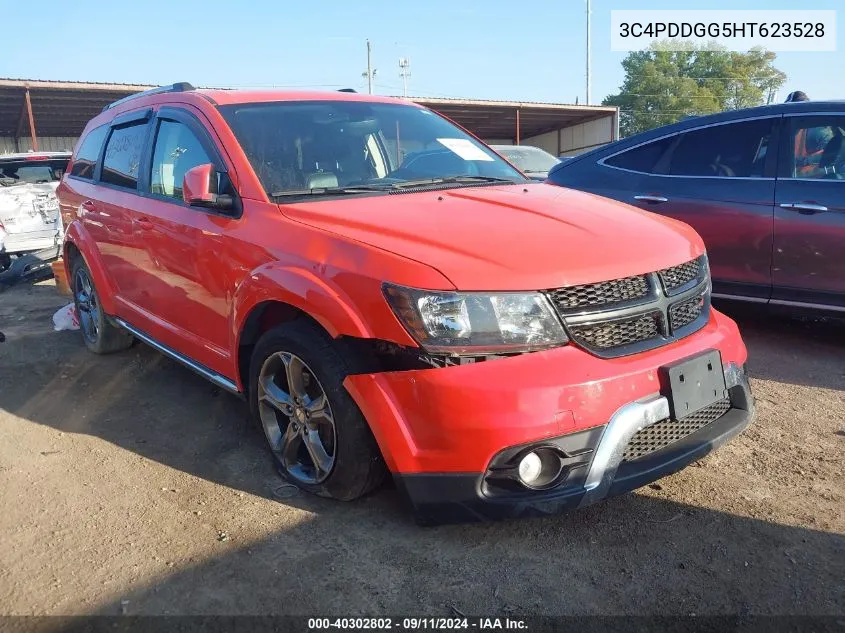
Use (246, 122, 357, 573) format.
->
(383, 283, 568, 355)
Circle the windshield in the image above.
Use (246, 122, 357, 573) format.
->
(494, 146, 560, 174)
(0, 159, 67, 187)
(218, 101, 526, 197)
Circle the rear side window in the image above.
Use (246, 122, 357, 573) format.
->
(101, 123, 148, 189)
(604, 137, 674, 173)
(0, 159, 68, 185)
(667, 119, 773, 178)
(70, 125, 108, 179)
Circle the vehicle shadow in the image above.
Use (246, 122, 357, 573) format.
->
(79, 496, 845, 616)
(0, 308, 306, 507)
(717, 302, 845, 392)
(1, 289, 843, 617)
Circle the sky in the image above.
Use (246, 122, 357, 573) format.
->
(3, 0, 842, 104)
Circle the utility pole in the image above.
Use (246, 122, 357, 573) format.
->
(399, 58, 411, 97)
(362, 39, 377, 94)
(586, 0, 592, 105)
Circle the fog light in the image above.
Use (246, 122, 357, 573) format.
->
(518, 452, 543, 485)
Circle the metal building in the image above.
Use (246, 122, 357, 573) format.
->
(0, 78, 619, 157)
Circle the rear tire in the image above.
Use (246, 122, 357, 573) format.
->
(70, 257, 133, 354)
(248, 320, 386, 500)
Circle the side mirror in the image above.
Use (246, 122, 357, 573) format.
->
(182, 163, 234, 212)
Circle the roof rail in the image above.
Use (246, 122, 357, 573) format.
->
(337, 88, 357, 93)
(102, 82, 195, 112)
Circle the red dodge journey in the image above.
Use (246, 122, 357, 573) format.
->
(56, 83, 754, 524)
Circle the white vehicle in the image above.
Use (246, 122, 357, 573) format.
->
(491, 145, 562, 181)
(0, 152, 70, 272)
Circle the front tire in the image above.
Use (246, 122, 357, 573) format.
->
(70, 257, 133, 354)
(248, 320, 386, 500)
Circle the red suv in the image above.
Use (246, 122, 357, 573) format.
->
(56, 84, 754, 524)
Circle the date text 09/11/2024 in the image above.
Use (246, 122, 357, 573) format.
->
(307, 617, 528, 630)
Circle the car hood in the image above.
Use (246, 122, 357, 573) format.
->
(281, 183, 705, 290)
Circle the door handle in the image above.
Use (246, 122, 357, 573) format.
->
(779, 202, 828, 214)
(80, 200, 97, 215)
(136, 217, 154, 230)
(633, 195, 669, 204)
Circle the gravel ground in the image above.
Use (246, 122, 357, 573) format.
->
(0, 280, 842, 617)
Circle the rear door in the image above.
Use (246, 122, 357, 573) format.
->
(68, 109, 150, 302)
(772, 112, 845, 309)
(615, 118, 779, 300)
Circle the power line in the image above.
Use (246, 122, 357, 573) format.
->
(619, 76, 784, 80)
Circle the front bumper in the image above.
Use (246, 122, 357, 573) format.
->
(345, 309, 748, 473)
(395, 366, 753, 524)
(343, 309, 753, 524)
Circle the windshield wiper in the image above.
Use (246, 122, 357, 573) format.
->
(270, 185, 391, 199)
(270, 177, 521, 198)
(387, 176, 521, 189)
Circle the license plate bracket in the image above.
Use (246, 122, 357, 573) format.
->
(660, 350, 727, 420)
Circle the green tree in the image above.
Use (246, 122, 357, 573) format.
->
(603, 42, 786, 136)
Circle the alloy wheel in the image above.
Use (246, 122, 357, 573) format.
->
(74, 268, 99, 344)
(257, 351, 337, 484)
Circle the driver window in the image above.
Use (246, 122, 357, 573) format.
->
(789, 117, 844, 180)
(150, 119, 213, 200)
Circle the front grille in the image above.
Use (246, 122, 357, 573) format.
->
(569, 312, 661, 350)
(659, 258, 702, 293)
(669, 294, 705, 330)
(547, 275, 649, 312)
(546, 255, 710, 358)
(622, 398, 732, 462)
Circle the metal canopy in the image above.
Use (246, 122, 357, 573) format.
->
(0, 79, 148, 142)
(0, 79, 617, 148)
(409, 97, 617, 141)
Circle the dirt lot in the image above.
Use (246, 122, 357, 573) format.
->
(0, 279, 842, 617)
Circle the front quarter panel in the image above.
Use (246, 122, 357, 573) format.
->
(229, 211, 457, 390)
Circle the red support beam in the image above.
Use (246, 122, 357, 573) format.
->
(24, 87, 38, 151)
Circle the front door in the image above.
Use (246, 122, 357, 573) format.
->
(123, 110, 239, 375)
(773, 113, 845, 309)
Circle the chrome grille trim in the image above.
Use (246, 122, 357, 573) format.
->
(545, 255, 711, 358)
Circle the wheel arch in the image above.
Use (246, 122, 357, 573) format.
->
(62, 221, 118, 315)
(236, 300, 328, 393)
(231, 262, 410, 392)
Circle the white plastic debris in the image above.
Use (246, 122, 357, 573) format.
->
(52, 303, 80, 331)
